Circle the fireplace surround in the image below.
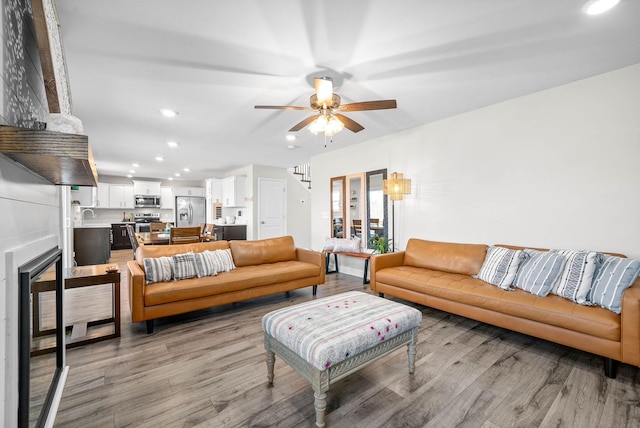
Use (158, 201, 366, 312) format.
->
(16, 245, 68, 427)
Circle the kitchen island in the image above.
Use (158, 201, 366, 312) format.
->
(74, 226, 111, 265)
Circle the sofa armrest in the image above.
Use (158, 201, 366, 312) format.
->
(370, 251, 405, 291)
(621, 277, 640, 366)
(127, 260, 147, 323)
(296, 248, 326, 281)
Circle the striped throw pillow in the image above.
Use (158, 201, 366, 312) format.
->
(172, 252, 197, 280)
(208, 249, 236, 272)
(477, 246, 527, 289)
(551, 250, 603, 304)
(513, 249, 566, 297)
(143, 256, 173, 284)
(194, 251, 218, 277)
(587, 255, 640, 314)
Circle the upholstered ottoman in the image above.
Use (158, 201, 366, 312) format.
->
(262, 291, 422, 427)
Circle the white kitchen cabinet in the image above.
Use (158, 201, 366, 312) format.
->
(133, 180, 162, 196)
(161, 186, 174, 209)
(94, 182, 110, 207)
(174, 186, 204, 197)
(72, 186, 94, 206)
(109, 185, 134, 209)
(222, 176, 246, 207)
(206, 178, 223, 202)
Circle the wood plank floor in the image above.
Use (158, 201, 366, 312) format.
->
(34, 250, 640, 427)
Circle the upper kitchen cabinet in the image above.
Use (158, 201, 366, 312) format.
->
(160, 187, 174, 209)
(222, 176, 247, 207)
(71, 186, 94, 206)
(174, 186, 205, 197)
(109, 185, 134, 209)
(133, 180, 162, 196)
(206, 178, 223, 202)
(94, 182, 110, 207)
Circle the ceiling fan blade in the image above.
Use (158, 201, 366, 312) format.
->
(335, 114, 364, 133)
(339, 100, 397, 112)
(289, 115, 319, 132)
(314, 77, 334, 105)
(254, 105, 313, 111)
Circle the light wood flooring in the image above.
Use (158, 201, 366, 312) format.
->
(33, 249, 640, 427)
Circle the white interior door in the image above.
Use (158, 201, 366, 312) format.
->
(258, 178, 286, 239)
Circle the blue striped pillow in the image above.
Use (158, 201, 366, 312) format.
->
(587, 255, 640, 314)
(550, 250, 603, 304)
(143, 256, 173, 284)
(513, 249, 566, 296)
(477, 246, 527, 289)
(194, 251, 218, 277)
(172, 252, 197, 280)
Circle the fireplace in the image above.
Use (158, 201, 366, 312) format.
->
(18, 246, 68, 428)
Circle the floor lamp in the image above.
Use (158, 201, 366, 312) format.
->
(383, 172, 411, 252)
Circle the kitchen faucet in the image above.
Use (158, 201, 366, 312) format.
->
(81, 208, 95, 225)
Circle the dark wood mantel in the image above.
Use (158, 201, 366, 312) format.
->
(0, 125, 98, 186)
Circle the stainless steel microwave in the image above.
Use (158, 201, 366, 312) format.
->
(134, 195, 160, 208)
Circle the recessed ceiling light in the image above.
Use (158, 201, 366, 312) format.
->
(174, 173, 181, 177)
(132, 163, 140, 167)
(286, 134, 296, 142)
(183, 168, 190, 172)
(160, 108, 178, 118)
(155, 156, 164, 161)
(167, 141, 179, 148)
(168, 177, 174, 181)
(583, 0, 620, 15)
(129, 169, 136, 173)
(126, 174, 133, 178)
(287, 145, 297, 149)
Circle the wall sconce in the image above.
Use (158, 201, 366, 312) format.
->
(383, 172, 411, 251)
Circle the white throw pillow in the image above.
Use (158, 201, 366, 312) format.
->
(172, 252, 197, 280)
(194, 251, 218, 277)
(333, 238, 361, 252)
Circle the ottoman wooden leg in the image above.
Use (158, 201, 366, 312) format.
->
(408, 327, 417, 374)
(265, 336, 275, 386)
(313, 390, 327, 428)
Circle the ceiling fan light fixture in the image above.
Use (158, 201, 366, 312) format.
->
(325, 115, 344, 136)
(315, 77, 334, 106)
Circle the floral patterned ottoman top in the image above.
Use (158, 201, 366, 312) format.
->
(262, 291, 422, 371)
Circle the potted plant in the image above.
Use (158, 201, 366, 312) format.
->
(369, 234, 388, 254)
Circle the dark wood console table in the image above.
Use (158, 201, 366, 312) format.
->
(325, 250, 373, 285)
(32, 264, 121, 356)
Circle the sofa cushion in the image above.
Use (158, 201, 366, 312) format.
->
(477, 246, 526, 289)
(375, 266, 621, 341)
(230, 235, 296, 267)
(551, 249, 603, 304)
(403, 239, 487, 276)
(143, 256, 173, 284)
(171, 252, 197, 280)
(588, 255, 640, 314)
(513, 249, 566, 297)
(145, 260, 320, 306)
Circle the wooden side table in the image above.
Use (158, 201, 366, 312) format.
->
(32, 264, 121, 356)
(325, 250, 373, 284)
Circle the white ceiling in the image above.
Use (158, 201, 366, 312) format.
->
(54, 0, 640, 182)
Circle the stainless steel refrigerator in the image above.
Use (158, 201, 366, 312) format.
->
(175, 196, 206, 227)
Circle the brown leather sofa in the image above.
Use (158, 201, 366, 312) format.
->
(127, 236, 325, 333)
(370, 238, 640, 378)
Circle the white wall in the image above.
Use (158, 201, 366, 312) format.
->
(312, 64, 640, 278)
(1, 157, 61, 427)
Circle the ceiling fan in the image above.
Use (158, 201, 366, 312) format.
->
(255, 77, 397, 136)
